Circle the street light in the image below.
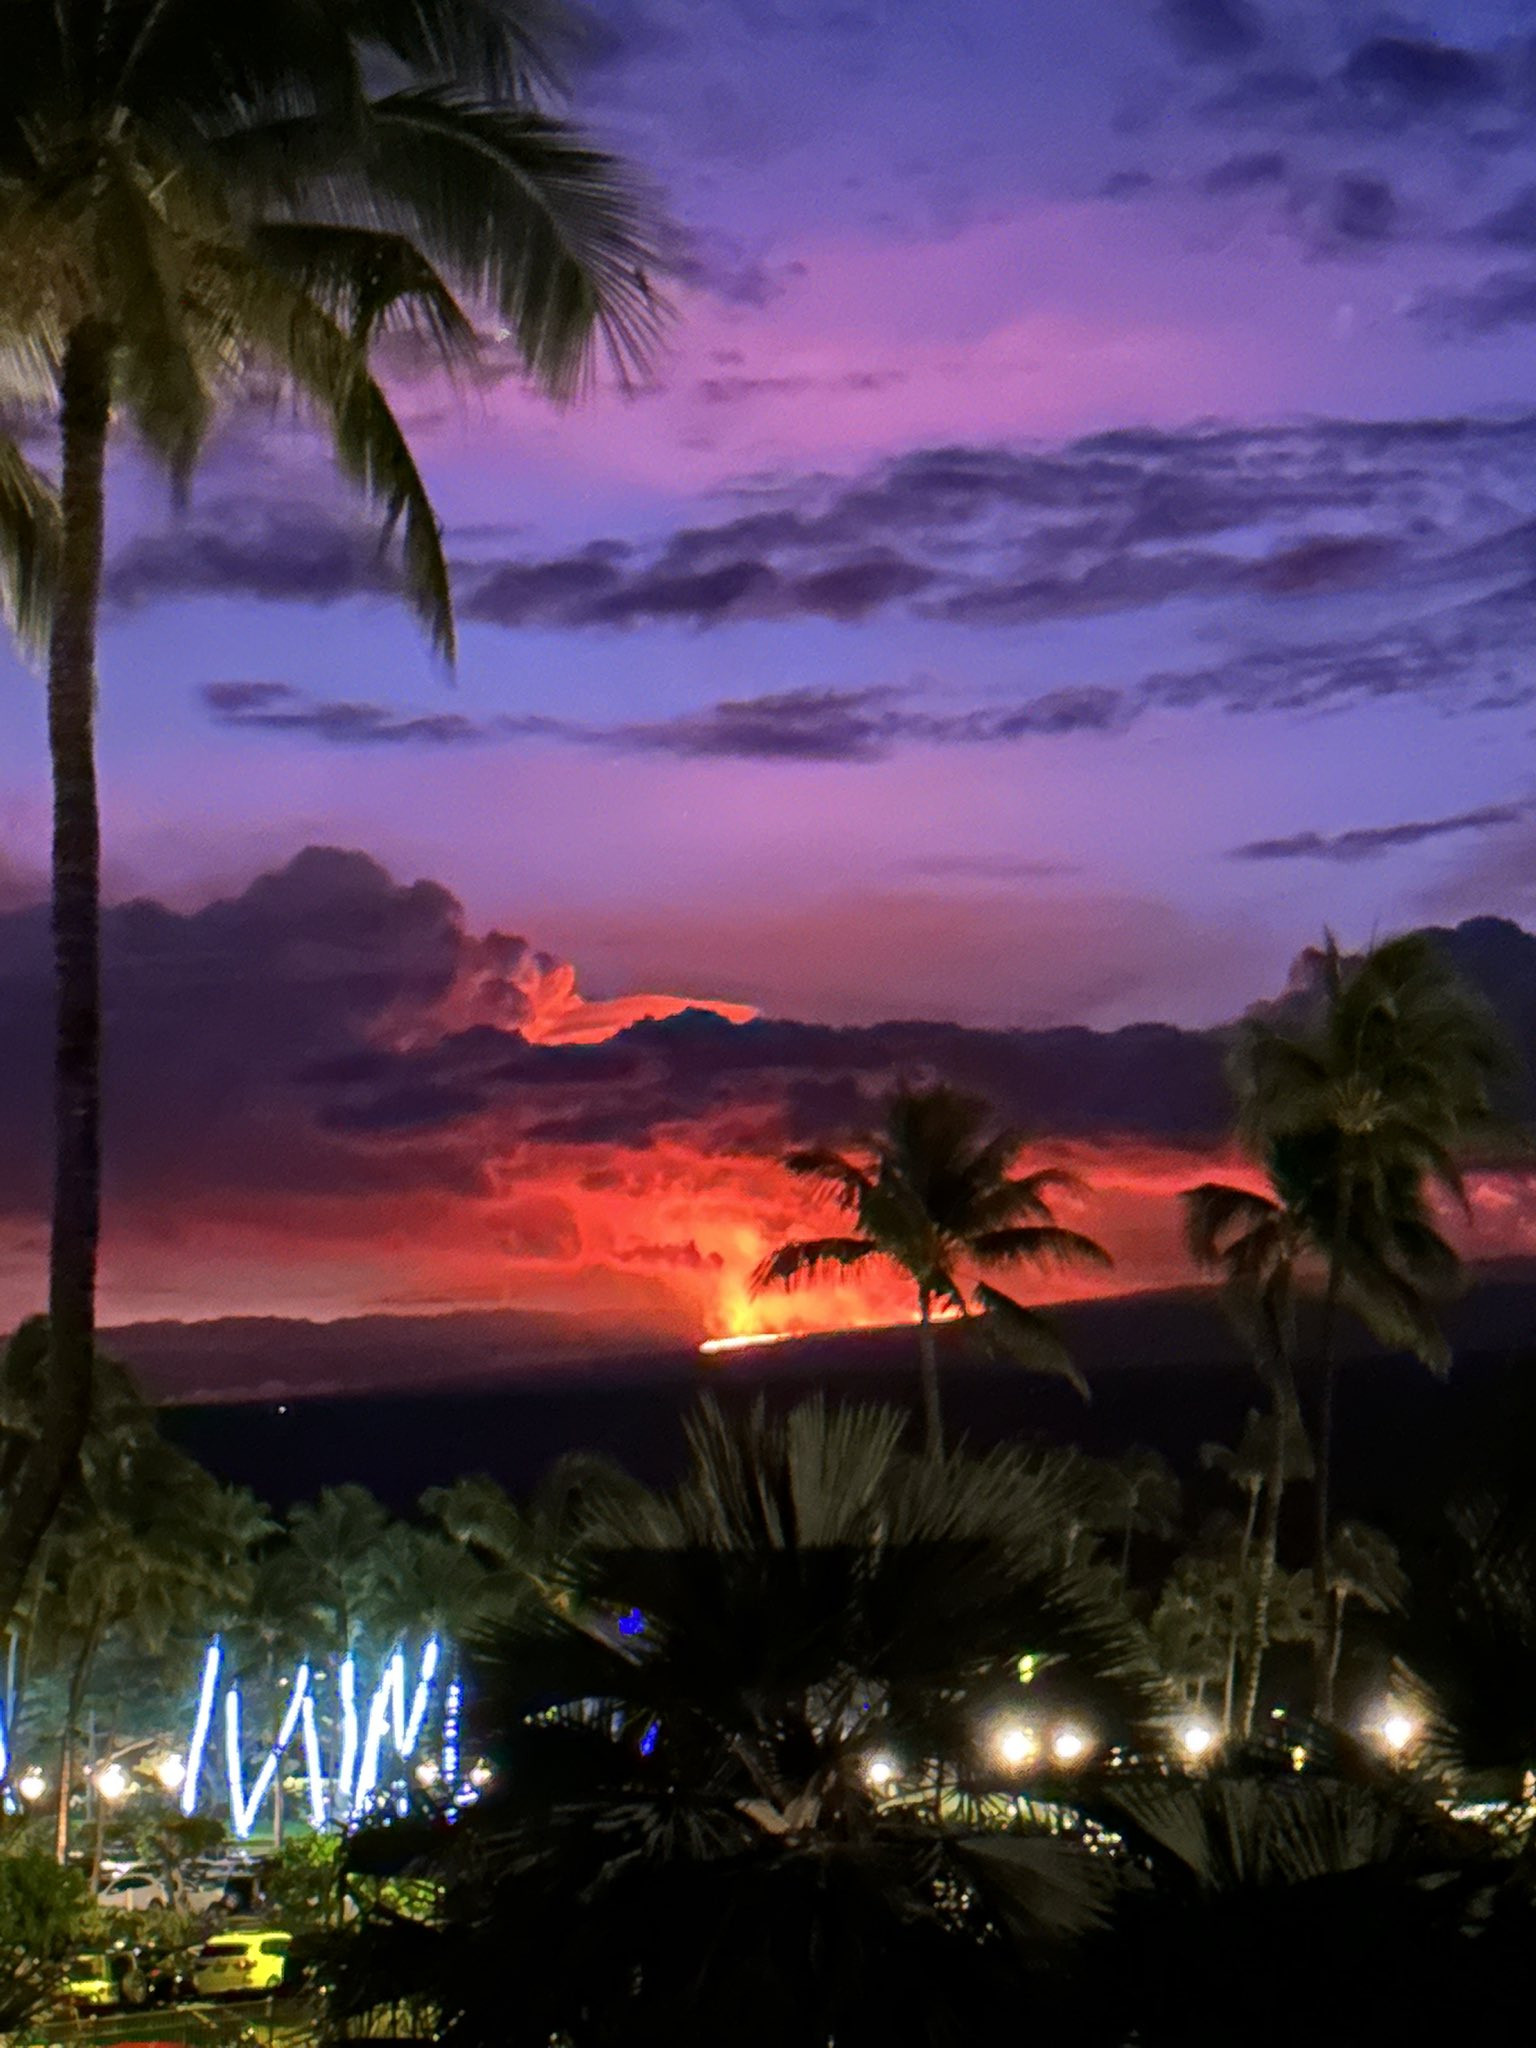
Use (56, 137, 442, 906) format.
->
(17, 1769, 44, 1802)
(1051, 1727, 1088, 1764)
(864, 1754, 896, 1790)
(1379, 1711, 1417, 1756)
(995, 1723, 1037, 1770)
(96, 1763, 129, 1803)
(1180, 1722, 1216, 1761)
(154, 1754, 186, 1793)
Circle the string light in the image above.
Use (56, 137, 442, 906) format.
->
(300, 1696, 327, 1828)
(336, 1657, 359, 1815)
(398, 1639, 439, 1757)
(181, 1642, 221, 1816)
(226, 1665, 310, 1839)
(442, 1671, 462, 1792)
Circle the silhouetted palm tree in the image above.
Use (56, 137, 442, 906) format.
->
(1211, 934, 1511, 1714)
(330, 1399, 1158, 2048)
(753, 1082, 1111, 1455)
(0, 0, 667, 1619)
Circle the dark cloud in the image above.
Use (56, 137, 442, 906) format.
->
(1475, 184, 1536, 248)
(670, 228, 808, 309)
(196, 678, 1141, 765)
(1156, 0, 1264, 65)
(204, 682, 512, 747)
(1416, 267, 1536, 337)
(1326, 172, 1397, 243)
(1100, 169, 1157, 199)
(109, 501, 398, 608)
(1230, 804, 1527, 864)
(1200, 149, 1287, 193)
(613, 686, 902, 763)
(903, 855, 1079, 882)
(1341, 36, 1493, 115)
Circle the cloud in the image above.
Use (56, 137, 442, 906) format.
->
(109, 500, 399, 608)
(204, 682, 514, 747)
(0, 844, 1529, 1345)
(1156, 0, 1264, 65)
(1200, 149, 1287, 193)
(1326, 172, 1397, 244)
(1230, 804, 1527, 864)
(1475, 184, 1536, 248)
(198, 675, 1139, 764)
(1416, 268, 1536, 337)
(1340, 36, 1494, 116)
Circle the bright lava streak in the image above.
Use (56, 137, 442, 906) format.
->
(698, 1308, 965, 1357)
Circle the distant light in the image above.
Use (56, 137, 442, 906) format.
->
(1051, 1728, 1088, 1764)
(17, 1769, 44, 1802)
(1380, 1711, 1417, 1755)
(617, 1609, 646, 1638)
(97, 1764, 129, 1803)
(414, 1760, 439, 1787)
(865, 1754, 896, 1789)
(996, 1724, 1037, 1769)
(1180, 1723, 1216, 1760)
(1289, 1743, 1308, 1773)
(154, 1754, 185, 1792)
(638, 1723, 659, 1759)
(468, 1761, 492, 1788)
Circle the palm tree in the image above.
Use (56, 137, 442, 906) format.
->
(0, 0, 666, 1621)
(1184, 1183, 1317, 1735)
(329, 1399, 1159, 2048)
(752, 1082, 1111, 1456)
(1228, 932, 1511, 1716)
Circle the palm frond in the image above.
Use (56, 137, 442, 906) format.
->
(781, 1146, 873, 1206)
(321, 91, 668, 394)
(972, 1282, 1090, 1402)
(247, 221, 477, 357)
(969, 1224, 1112, 1273)
(1180, 1181, 1280, 1266)
(0, 434, 58, 652)
(194, 240, 455, 657)
(93, 148, 210, 479)
(750, 1236, 875, 1294)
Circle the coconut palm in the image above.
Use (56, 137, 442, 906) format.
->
(0, 0, 666, 1620)
(752, 1082, 1111, 1456)
(1228, 932, 1511, 1716)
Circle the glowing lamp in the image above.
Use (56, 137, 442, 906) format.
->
(96, 1763, 129, 1803)
(154, 1754, 186, 1792)
(864, 1754, 896, 1789)
(414, 1760, 440, 1787)
(17, 1769, 44, 1802)
(995, 1724, 1037, 1769)
(468, 1761, 492, 1788)
(1380, 1712, 1416, 1755)
(1051, 1728, 1088, 1764)
(1180, 1722, 1216, 1760)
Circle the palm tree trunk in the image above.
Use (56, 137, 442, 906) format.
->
(0, 322, 112, 1627)
(1238, 1420, 1288, 1738)
(1222, 1484, 1260, 1734)
(1324, 1587, 1346, 1707)
(1311, 1165, 1356, 1722)
(917, 1290, 942, 1458)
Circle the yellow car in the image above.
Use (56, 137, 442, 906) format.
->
(64, 1950, 147, 2010)
(190, 1931, 292, 1999)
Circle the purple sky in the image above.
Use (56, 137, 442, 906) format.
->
(7, 0, 1536, 1036)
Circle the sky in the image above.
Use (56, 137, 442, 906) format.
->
(8, 0, 1536, 1349)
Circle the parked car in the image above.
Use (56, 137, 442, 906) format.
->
(190, 1931, 292, 1999)
(136, 1945, 197, 2005)
(97, 1871, 169, 1912)
(63, 1950, 147, 2010)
